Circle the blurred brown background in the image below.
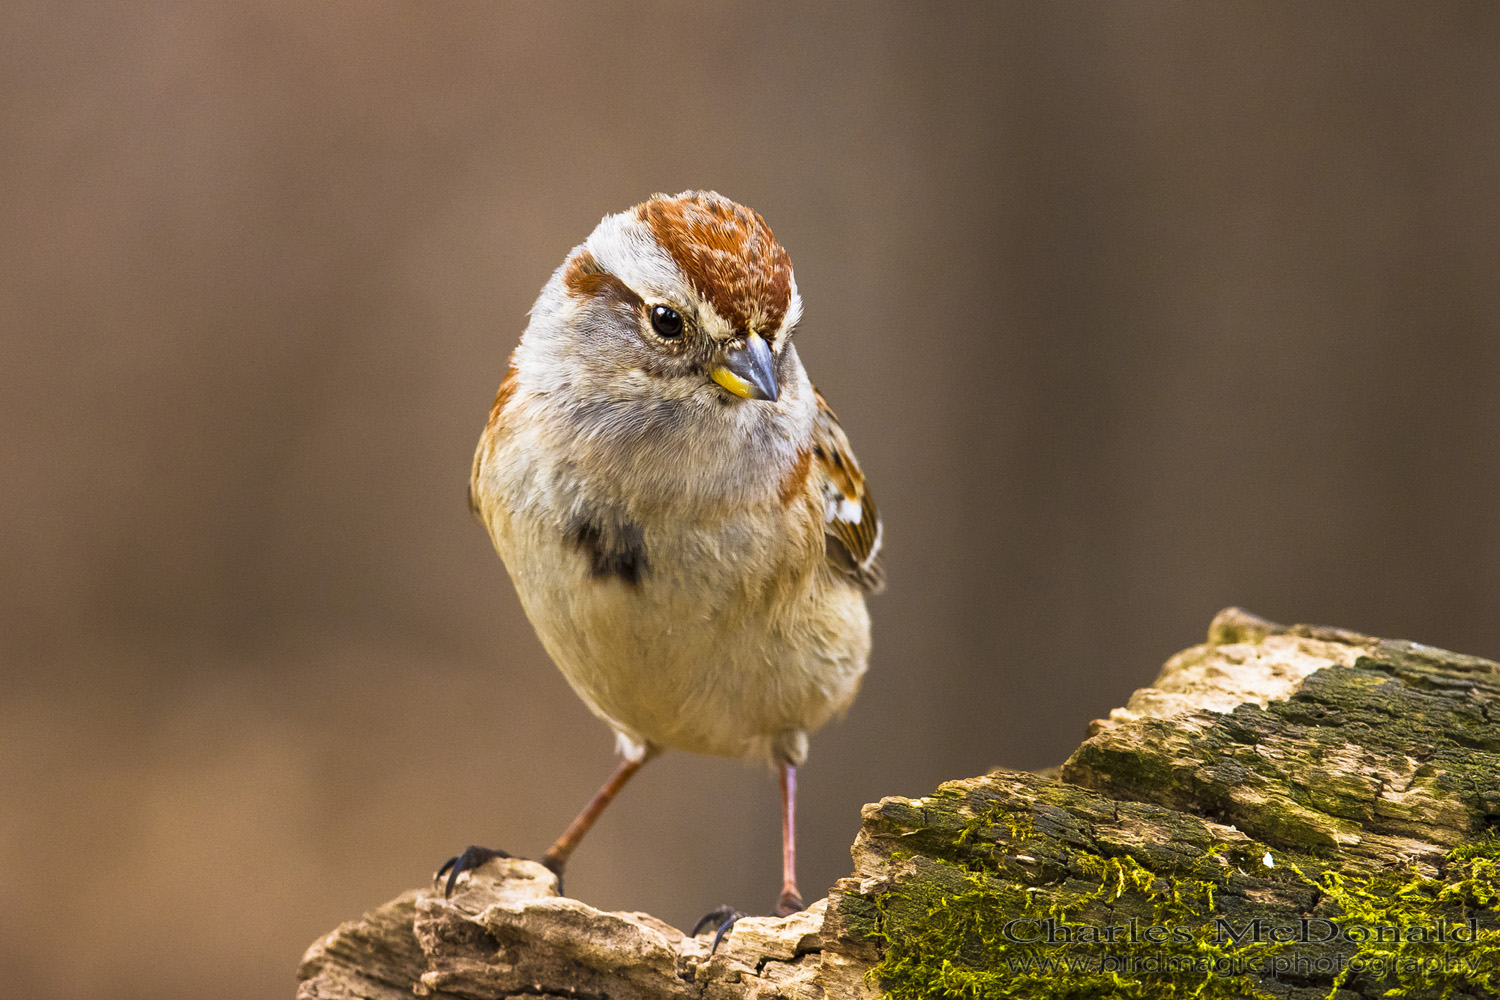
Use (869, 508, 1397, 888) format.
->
(3, 3, 1498, 997)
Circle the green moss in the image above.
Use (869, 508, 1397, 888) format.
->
(1290, 832, 1500, 999)
(863, 803, 1500, 1000)
(864, 805, 1282, 999)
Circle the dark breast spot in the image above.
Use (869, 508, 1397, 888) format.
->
(569, 512, 649, 586)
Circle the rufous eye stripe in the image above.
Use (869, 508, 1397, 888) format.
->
(563, 248, 645, 312)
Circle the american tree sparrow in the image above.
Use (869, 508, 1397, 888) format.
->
(440, 191, 883, 928)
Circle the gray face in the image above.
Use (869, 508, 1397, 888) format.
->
(503, 196, 816, 518)
(549, 238, 798, 432)
(550, 194, 803, 402)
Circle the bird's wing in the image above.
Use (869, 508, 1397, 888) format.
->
(811, 387, 884, 593)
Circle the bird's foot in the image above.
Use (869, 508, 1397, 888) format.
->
(692, 890, 802, 956)
(692, 904, 744, 955)
(436, 845, 513, 899)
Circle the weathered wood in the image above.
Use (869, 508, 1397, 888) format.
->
(298, 609, 1500, 999)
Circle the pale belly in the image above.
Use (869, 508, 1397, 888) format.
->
(493, 504, 871, 764)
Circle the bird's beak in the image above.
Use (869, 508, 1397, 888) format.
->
(710, 333, 779, 402)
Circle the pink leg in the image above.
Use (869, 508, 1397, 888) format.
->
(776, 762, 804, 915)
(542, 746, 659, 876)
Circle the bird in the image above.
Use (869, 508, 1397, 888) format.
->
(441, 190, 883, 926)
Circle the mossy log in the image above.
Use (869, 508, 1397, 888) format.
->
(298, 609, 1500, 1000)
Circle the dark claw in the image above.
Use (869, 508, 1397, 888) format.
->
(437, 845, 512, 898)
(691, 904, 738, 937)
(776, 888, 805, 916)
(692, 904, 744, 955)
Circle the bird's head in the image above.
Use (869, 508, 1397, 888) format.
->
(518, 191, 806, 419)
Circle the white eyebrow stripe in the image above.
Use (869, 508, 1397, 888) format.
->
(771, 272, 803, 343)
(582, 210, 737, 333)
(585, 211, 685, 301)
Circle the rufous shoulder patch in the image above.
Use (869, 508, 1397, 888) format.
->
(487, 356, 520, 431)
(777, 446, 814, 507)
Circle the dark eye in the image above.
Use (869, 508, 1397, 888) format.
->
(650, 305, 684, 339)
